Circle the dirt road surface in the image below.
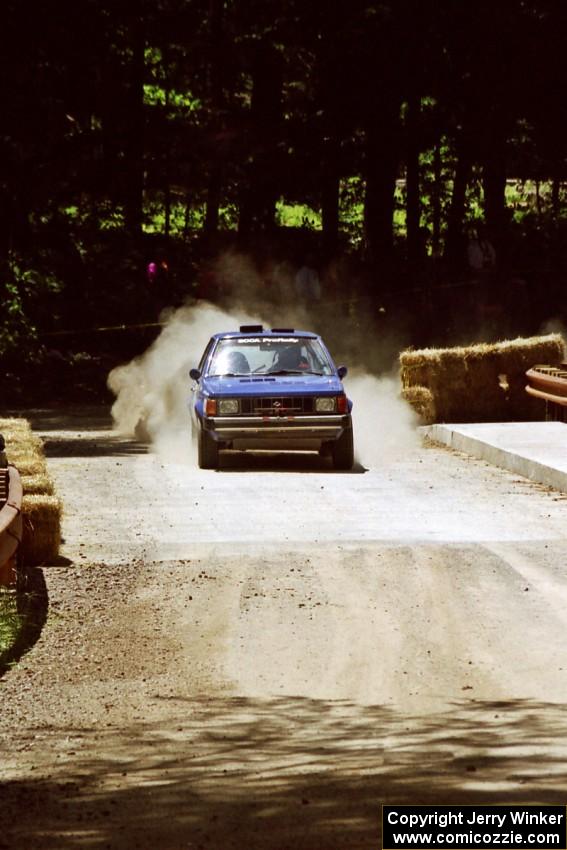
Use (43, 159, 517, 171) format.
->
(1, 408, 567, 849)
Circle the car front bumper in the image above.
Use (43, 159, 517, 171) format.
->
(203, 413, 351, 443)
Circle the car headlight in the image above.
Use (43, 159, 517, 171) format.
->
(218, 398, 239, 415)
(315, 397, 336, 413)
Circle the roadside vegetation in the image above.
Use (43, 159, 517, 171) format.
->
(0, 590, 22, 656)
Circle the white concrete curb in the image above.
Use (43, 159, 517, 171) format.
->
(424, 421, 567, 494)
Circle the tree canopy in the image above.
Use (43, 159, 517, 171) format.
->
(1, 0, 566, 355)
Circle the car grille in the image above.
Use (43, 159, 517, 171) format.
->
(240, 396, 315, 415)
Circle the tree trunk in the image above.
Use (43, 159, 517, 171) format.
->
(238, 43, 282, 235)
(364, 104, 400, 264)
(164, 183, 171, 239)
(321, 155, 339, 257)
(163, 49, 171, 239)
(445, 131, 471, 267)
(124, 16, 145, 236)
(0, 190, 15, 263)
(535, 179, 542, 219)
(318, 9, 342, 259)
(552, 176, 560, 220)
(204, 0, 224, 238)
(405, 90, 421, 262)
(100, 53, 121, 204)
(204, 176, 221, 236)
(183, 192, 191, 238)
(432, 139, 442, 258)
(482, 129, 507, 256)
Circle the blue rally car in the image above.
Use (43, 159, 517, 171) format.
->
(189, 325, 354, 470)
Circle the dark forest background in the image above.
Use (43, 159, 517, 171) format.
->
(1, 0, 567, 396)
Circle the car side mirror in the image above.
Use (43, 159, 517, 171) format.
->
(337, 365, 348, 379)
(189, 368, 201, 381)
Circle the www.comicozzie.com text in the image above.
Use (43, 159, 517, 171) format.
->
(385, 808, 565, 847)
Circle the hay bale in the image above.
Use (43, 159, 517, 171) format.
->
(0, 418, 33, 437)
(2, 421, 48, 476)
(399, 334, 566, 423)
(491, 335, 565, 371)
(5, 433, 45, 457)
(0, 418, 61, 564)
(5, 442, 47, 476)
(5, 425, 40, 442)
(399, 348, 443, 390)
(20, 495, 62, 566)
(401, 386, 436, 425)
(9, 456, 48, 477)
(21, 473, 55, 496)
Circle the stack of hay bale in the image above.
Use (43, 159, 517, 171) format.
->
(400, 334, 566, 424)
(0, 418, 62, 565)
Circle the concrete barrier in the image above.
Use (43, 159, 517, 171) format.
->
(425, 421, 567, 493)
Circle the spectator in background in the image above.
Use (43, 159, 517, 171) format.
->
(467, 228, 496, 271)
(146, 261, 158, 285)
(269, 260, 295, 303)
(197, 261, 221, 300)
(295, 256, 321, 302)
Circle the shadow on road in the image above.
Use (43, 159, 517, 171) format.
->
(4, 407, 149, 459)
(15, 407, 114, 433)
(0, 565, 48, 679)
(42, 435, 148, 459)
(1, 695, 566, 849)
(219, 450, 367, 474)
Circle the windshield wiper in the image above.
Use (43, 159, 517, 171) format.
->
(209, 372, 250, 378)
(268, 369, 323, 376)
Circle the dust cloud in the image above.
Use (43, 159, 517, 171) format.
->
(108, 301, 264, 465)
(107, 252, 420, 470)
(347, 372, 420, 466)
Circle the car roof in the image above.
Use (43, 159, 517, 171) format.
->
(211, 329, 319, 341)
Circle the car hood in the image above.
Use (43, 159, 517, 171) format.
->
(201, 374, 345, 397)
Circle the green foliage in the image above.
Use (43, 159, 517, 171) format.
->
(0, 260, 62, 358)
(506, 180, 557, 224)
(339, 178, 365, 247)
(0, 590, 22, 656)
(150, 198, 204, 234)
(276, 200, 321, 230)
(0, 0, 566, 339)
(1, 273, 38, 358)
(143, 83, 201, 111)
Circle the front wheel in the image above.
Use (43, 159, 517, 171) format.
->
(331, 427, 354, 470)
(198, 427, 219, 470)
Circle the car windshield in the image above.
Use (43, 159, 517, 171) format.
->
(208, 337, 334, 377)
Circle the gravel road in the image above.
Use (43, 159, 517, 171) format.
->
(1, 407, 567, 849)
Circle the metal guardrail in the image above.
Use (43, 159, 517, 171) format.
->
(526, 365, 567, 421)
(526, 385, 567, 407)
(0, 465, 23, 577)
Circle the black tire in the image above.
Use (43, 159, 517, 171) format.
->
(198, 427, 219, 470)
(331, 426, 354, 470)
